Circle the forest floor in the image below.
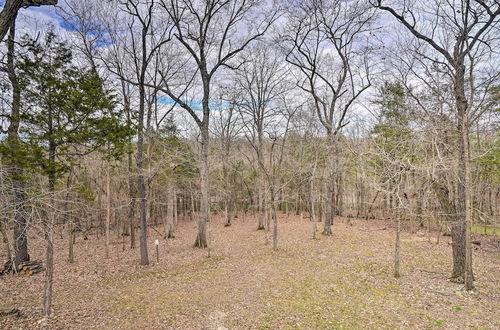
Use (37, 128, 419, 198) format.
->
(1, 213, 499, 329)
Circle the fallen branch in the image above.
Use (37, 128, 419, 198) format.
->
(419, 269, 444, 275)
(0, 308, 20, 318)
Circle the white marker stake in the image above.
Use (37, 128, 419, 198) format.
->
(155, 239, 159, 263)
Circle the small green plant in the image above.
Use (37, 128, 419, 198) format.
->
(434, 319, 443, 326)
(453, 306, 462, 311)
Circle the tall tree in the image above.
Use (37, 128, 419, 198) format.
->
(371, 81, 415, 277)
(156, 0, 278, 247)
(284, 0, 374, 235)
(234, 44, 288, 230)
(105, 0, 172, 264)
(373, 0, 500, 290)
(0, 0, 58, 275)
(16, 32, 131, 315)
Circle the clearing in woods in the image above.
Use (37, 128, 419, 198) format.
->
(1, 214, 499, 329)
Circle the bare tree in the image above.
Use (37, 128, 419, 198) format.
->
(284, 0, 374, 235)
(212, 95, 240, 227)
(155, 0, 278, 247)
(234, 43, 288, 230)
(373, 0, 500, 290)
(104, 0, 172, 265)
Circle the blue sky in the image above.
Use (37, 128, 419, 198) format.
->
(0, 1, 243, 115)
(158, 97, 231, 111)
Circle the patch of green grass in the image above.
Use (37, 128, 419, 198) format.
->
(256, 260, 407, 329)
(471, 225, 500, 236)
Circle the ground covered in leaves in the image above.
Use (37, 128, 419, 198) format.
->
(1, 214, 499, 329)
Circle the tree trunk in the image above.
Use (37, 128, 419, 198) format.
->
(255, 129, 266, 230)
(224, 198, 232, 227)
(323, 134, 335, 235)
(394, 215, 401, 278)
(137, 82, 149, 264)
(105, 163, 111, 258)
(0, 216, 12, 262)
(128, 152, 136, 249)
(166, 184, 175, 238)
(194, 122, 209, 248)
(451, 62, 474, 289)
(174, 189, 178, 226)
(272, 198, 278, 251)
(43, 147, 57, 316)
(68, 221, 74, 263)
(43, 212, 54, 316)
(6, 17, 29, 267)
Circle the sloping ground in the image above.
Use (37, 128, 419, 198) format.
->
(1, 214, 499, 329)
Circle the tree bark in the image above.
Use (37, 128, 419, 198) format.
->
(257, 135, 265, 230)
(0, 1, 58, 43)
(194, 122, 209, 248)
(137, 83, 149, 264)
(452, 61, 474, 288)
(128, 149, 136, 248)
(0, 216, 12, 262)
(6, 16, 29, 268)
(105, 163, 111, 258)
(194, 109, 210, 248)
(323, 134, 335, 235)
(43, 212, 54, 316)
(166, 184, 175, 238)
(394, 214, 401, 278)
